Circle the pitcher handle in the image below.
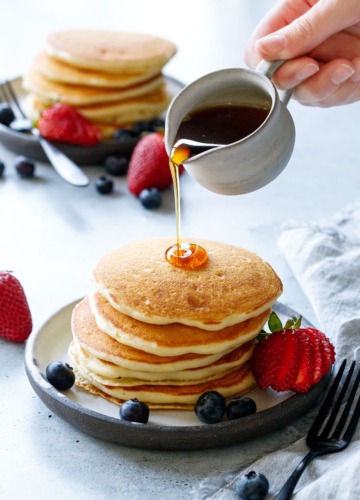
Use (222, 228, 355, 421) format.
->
(256, 60, 292, 106)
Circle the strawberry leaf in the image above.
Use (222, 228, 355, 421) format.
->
(268, 311, 283, 332)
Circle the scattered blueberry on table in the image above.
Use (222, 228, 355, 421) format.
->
(14, 156, 35, 178)
(95, 175, 114, 194)
(139, 188, 162, 209)
(235, 471, 269, 500)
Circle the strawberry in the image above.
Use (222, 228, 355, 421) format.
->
(0, 271, 32, 342)
(251, 312, 335, 393)
(127, 132, 184, 196)
(38, 103, 101, 146)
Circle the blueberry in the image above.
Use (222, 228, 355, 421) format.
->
(95, 175, 113, 194)
(0, 103, 15, 126)
(195, 390, 226, 424)
(120, 398, 150, 424)
(139, 188, 162, 209)
(226, 397, 257, 420)
(14, 156, 35, 178)
(0, 161, 5, 176)
(235, 471, 269, 500)
(104, 155, 129, 176)
(46, 361, 75, 391)
(113, 128, 137, 142)
(148, 117, 165, 131)
(132, 120, 153, 135)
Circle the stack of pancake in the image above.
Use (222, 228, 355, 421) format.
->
(23, 30, 177, 138)
(69, 237, 283, 409)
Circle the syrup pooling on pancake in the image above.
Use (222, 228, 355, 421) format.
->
(166, 144, 208, 269)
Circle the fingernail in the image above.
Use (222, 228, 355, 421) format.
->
(331, 64, 355, 84)
(295, 62, 319, 83)
(256, 33, 287, 56)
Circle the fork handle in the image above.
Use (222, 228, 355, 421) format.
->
(274, 450, 321, 500)
(38, 136, 89, 187)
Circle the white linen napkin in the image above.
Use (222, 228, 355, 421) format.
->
(193, 202, 360, 499)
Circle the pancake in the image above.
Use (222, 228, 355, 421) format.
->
(71, 298, 235, 373)
(25, 86, 171, 125)
(89, 292, 270, 356)
(33, 51, 161, 88)
(23, 68, 165, 106)
(73, 340, 255, 381)
(72, 350, 256, 408)
(92, 237, 283, 331)
(45, 30, 177, 73)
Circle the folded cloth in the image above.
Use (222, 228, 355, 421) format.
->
(193, 203, 360, 500)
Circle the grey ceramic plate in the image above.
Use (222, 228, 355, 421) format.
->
(25, 300, 331, 450)
(0, 75, 183, 165)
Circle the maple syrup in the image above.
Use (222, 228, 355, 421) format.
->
(165, 104, 270, 269)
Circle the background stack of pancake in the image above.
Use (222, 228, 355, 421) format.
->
(23, 30, 177, 139)
(69, 237, 283, 409)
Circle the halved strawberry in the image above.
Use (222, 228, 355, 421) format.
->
(252, 312, 335, 394)
(292, 331, 315, 393)
(38, 103, 101, 146)
(303, 328, 323, 384)
(272, 330, 302, 392)
(251, 332, 286, 390)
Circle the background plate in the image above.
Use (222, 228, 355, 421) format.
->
(0, 75, 183, 165)
(25, 300, 331, 450)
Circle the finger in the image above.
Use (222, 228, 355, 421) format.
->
(244, 0, 310, 68)
(256, 0, 360, 61)
(269, 57, 320, 89)
(292, 59, 358, 105)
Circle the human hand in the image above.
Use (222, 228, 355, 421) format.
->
(244, 0, 360, 107)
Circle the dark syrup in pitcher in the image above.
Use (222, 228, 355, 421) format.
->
(165, 104, 270, 269)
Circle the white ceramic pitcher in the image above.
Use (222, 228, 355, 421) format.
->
(164, 61, 295, 195)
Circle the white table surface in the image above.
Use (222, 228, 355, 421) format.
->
(1, 1, 359, 499)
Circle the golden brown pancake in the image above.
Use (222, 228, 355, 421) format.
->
(72, 340, 254, 381)
(92, 237, 283, 331)
(89, 292, 269, 356)
(72, 349, 256, 408)
(25, 86, 171, 125)
(33, 51, 161, 88)
(23, 68, 165, 106)
(71, 298, 233, 373)
(45, 30, 177, 73)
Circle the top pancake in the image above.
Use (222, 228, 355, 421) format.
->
(92, 237, 283, 331)
(32, 51, 161, 88)
(45, 30, 177, 73)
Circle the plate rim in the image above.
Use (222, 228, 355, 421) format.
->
(24, 299, 331, 450)
(0, 74, 184, 165)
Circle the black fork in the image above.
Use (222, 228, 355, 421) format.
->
(0, 79, 90, 187)
(275, 359, 360, 500)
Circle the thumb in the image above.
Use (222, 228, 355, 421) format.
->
(256, 0, 360, 60)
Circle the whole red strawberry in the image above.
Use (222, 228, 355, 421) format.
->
(38, 103, 101, 146)
(0, 271, 32, 343)
(127, 132, 184, 196)
(251, 313, 335, 393)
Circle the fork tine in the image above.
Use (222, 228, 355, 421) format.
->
(341, 368, 360, 442)
(307, 359, 347, 439)
(4, 79, 26, 118)
(320, 361, 356, 438)
(331, 364, 359, 439)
